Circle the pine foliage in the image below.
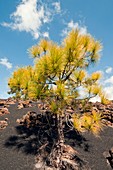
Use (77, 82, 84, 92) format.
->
(8, 29, 105, 135)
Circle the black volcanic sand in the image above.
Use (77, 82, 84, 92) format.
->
(0, 102, 113, 170)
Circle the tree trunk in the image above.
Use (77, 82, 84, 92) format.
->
(55, 114, 64, 169)
(48, 113, 65, 169)
(57, 113, 64, 145)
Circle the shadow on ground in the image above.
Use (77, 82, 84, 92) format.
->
(4, 121, 90, 156)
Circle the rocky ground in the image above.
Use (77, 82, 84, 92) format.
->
(0, 99, 113, 170)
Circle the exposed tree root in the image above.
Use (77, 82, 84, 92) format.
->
(34, 143, 90, 170)
(17, 110, 90, 170)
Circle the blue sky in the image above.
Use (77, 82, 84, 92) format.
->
(0, 0, 113, 100)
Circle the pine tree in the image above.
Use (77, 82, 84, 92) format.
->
(8, 29, 106, 169)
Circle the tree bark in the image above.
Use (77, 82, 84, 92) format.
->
(55, 114, 64, 169)
(57, 114, 64, 144)
(48, 113, 65, 169)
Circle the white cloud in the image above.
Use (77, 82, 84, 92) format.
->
(42, 32, 49, 38)
(90, 96, 101, 103)
(67, 20, 79, 29)
(103, 86, 113, 100)
(78, 86, 87, 99)
(79, 27, 87, 35)
(62, 20, 87, 37)
(105, 76, 113, 84)
(78, 86, 101, 103)
(92, 72, 113, 101)
(105, 67, 113, 74)
(52, 2, 61, 13)
(93, 73, 113, 101)
(2, 0, 61, 39)
(0, 58, 12, 69)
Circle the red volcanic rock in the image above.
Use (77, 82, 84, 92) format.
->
(0, 99, 7, 106)
(16, 111, 40, 128)
(0, 120, 8, 130)
(0, 106, 10, 116)
(17, 100, 32, 109)
(93, 102, 113, 127)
